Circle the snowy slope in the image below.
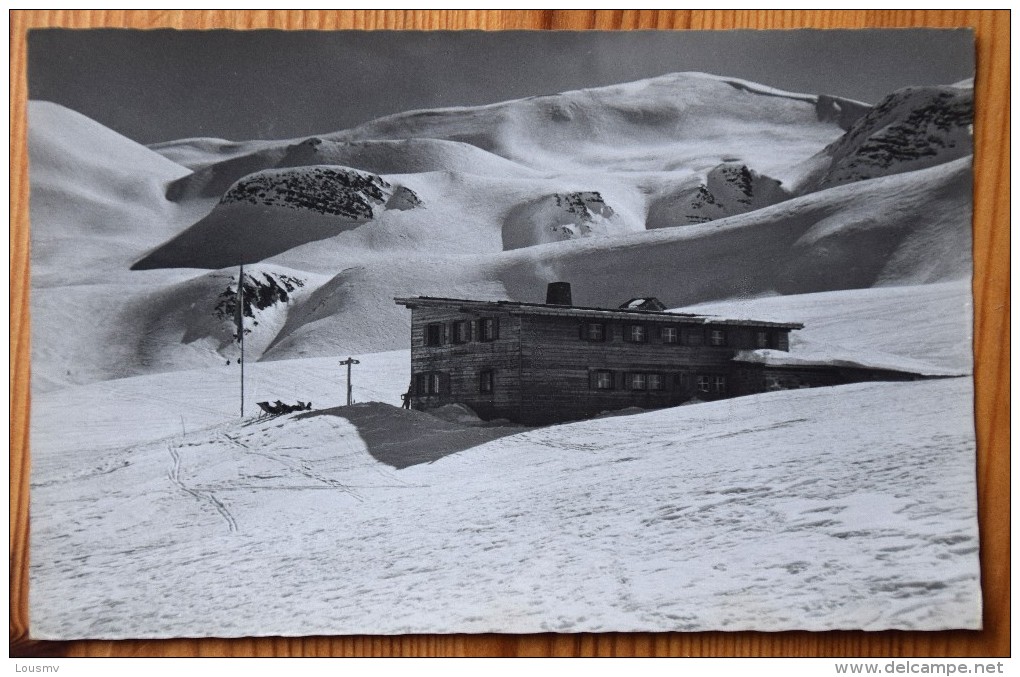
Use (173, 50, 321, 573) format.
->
(147, 167, 655, 273)
(492, 157, 972, 311)
(149, 137, 284, 171)
(683, 281, 973, 374)
(28, 277, 978, 637)
(30, 376, 979, 637)
(27, 101, 200, 285)
(134, 156, 972, 362)
(32, 280, 972, 452)
(166, 136, 543, 201)
(27, 102, 223, 390)
(134, 166, 425, 270)
(31, 265, 330, 393)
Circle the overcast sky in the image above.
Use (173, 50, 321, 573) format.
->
(28, 29, 974, 144)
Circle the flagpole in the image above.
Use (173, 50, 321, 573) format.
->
(238, 263, 245, 418)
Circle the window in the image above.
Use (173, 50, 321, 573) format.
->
(581, 322, 606, 341)
(426, 323, 443, 346)
(453, 321, 470, 344)
(415, 372, 445, 395)
(709, 329, 727, 346)
(594, 370, 614, 390)
(479, 370, 494, 393)
(756, 330, 769, 348)
(660, 326, 678, 344)
(697, 375, 711, 393)
(629, 373, 664, 391)
(713, 375, 727, 394)
(480, 317, 499, 341)
(683, 328, 704, 346)
(625, 324, 648, 343)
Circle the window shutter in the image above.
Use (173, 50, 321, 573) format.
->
(470, 320, 478, 342)
(493, 317, 500, 340)
(579, 323, 587, 340)
(614, 371, 625, 390)
(588, 370, 597, 389)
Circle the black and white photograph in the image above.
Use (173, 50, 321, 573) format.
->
(26, 28, 980, 639)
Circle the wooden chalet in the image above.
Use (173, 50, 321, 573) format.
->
(394, 282, 831, 425)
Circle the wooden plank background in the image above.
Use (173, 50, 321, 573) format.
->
(8, 10, 1010, 658)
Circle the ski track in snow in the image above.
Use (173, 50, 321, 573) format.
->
(166, 441, 238, 533)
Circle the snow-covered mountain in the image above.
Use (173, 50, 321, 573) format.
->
(155, 72, 866, 181)
(793, 81, 973, 193)
(28, 70, 972, 383)
(322, 72, 867, 178)
(27, 101, 196, 286)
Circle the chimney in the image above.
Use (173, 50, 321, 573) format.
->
(546, 281, 572, 306)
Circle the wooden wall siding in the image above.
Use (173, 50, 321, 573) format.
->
(732, 367, 769, 397)
(408, 306, 523, 420)
(515, 315, 784, 423)
(408, 307, 785, 424)
(736, 365, 843, 396)
(10, 9, 1009, 658)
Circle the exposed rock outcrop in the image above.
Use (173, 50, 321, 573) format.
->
(647, 163, 790, 229)
(133, 166, 423, 270)
(810, 84, 973, 191)
(502, 191, 626, 250)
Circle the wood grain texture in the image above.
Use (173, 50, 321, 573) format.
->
(9, 10, 1009, 657)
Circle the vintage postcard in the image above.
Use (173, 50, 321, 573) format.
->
(27, 28, 978, 638)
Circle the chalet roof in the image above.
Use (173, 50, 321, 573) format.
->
(393, 296, 804, 330)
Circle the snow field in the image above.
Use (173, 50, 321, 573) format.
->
(30, 377, 978, 638)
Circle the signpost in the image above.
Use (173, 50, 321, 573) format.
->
(339, 357, 360, 406)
